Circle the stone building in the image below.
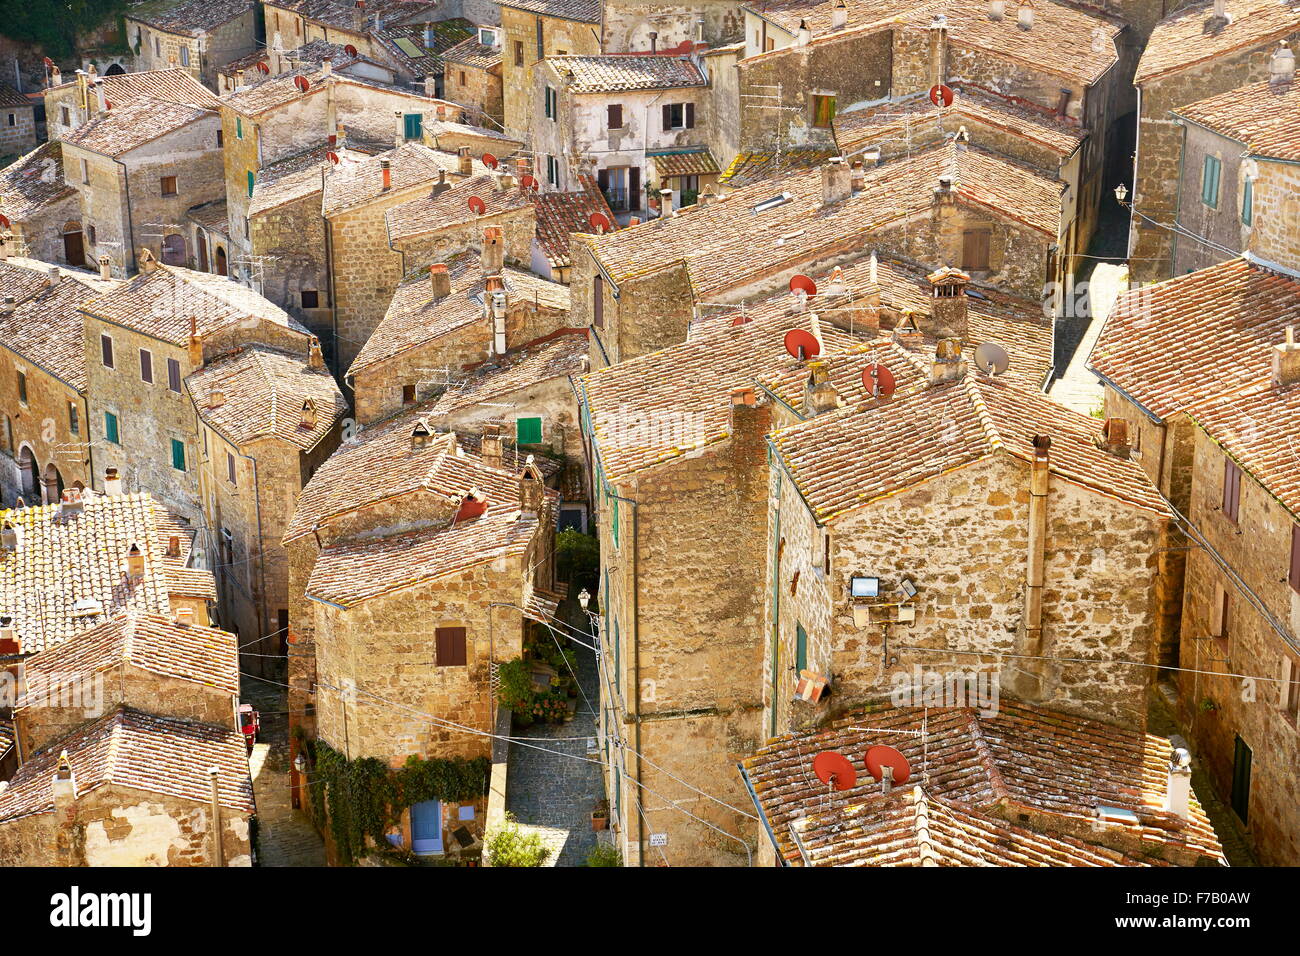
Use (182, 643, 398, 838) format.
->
(0, 83, 37, 158)
(0, 143, 80, 265)
(43, 66, 219, 145)
(217, 39, 400, 94)
(185, 342, 347, 673)
(601, 0, 746, 50)
(123, 0, 259, 89)
(500, 0, 603, 143)
(0, 260, 119, 507)
(348, 250, 574, 424)
(533, 55, 715, 216)
(1091, 255, 1300, 867)
(741, 702, 1225, 867)
(1169, 74, 1300, 276)
(443, 34, 505, 128)
(1129, 0, 1300, 282)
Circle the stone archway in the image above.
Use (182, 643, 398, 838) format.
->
(41, 462, 63, 505)
(62, 220, 85, 268)
(215, 246, 228, 276)
(162, 233, 186, 266)
(105, 63, 126, 76)
(16, 445, 38, 503)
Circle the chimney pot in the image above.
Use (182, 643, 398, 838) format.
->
(821, 157, 853, 206)
(0, 614, 18, 656)
(925, 266, 970, 340)
(411, 419, 433, 448)
(300, 399, 318, 430)
(166, 534, 181, 557)
(176, 606, 195, 626)
(103, 467, 123, 496)
(1017, 0, 1034, 30)
(0, 521, 19, 553)
(988, 0, 1005, 19)
(380, 157, 392, 191)
(97, 254, 112, 280)
(831, 0, 848, 30)
(308, 336, 325, 368)
(126, 542, 145, 581)
(930, 337, 967, 385)
(1166, 747, 1193, 820)
(803, 361, 842, 416)
(457, 146, 473, 177)
(1270, 41, 1296, 86)
(209, 389, 226, 408)
(518, 456, 545, 513)
(52, 751, 76, 809)
(429, 263, 451, 297)
(1272, 324, 1300, 386)
(480, 424, 504, 471)
(481, 226, 505, 274)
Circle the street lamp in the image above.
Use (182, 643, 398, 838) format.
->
(1113, 183, 1128, 204)
(578, 588, 591, 611)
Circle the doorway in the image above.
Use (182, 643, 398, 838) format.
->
(1230, 734, 1251, 825)
(62, 222, 85, 267)
(196, 230, 209, 272)
(409, 800, 443, 855)
(215, 246, 228, 276)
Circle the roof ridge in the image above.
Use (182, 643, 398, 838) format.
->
(964, 376, 1003, 452)
(965, 711, 1012, 803)
(909, 786, 941, 866)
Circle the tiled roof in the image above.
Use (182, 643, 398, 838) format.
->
(0, 262, 100, 390)
(1136, 0, 1300, 84)
(582, 308, 926, 481)
(322, 142, 484, 217)
(1173, 78, 1300, 161)
(386, 172, 530, 241)
(0, 708, 255, 823)
(582, 142, 1062, 301)
(717, 147, 837, 189)
(835, 86, 1086, 160)
(125, 0, 253, 34)
(1189, 380, 1300, 516)
(498, 0, 601, 23)
(649, 149, 721, 178)
(443, 36, 503, 70)
(247, 145, 354, 217)
(531, 175, 618, 269)
(0, 722, 12, 763)
(0, 141, 76, 223)
(547, 55, 707, 93)
(1089, 257, 1300, 420)
(0, 493, 189, 656)
(375, 18, 476, 76)
(791, 786, 1169, 866)
(0, 82, 30, 109)
(772, 374, 1169, 521)
(428, 332, 588, 416)
(271, 0, 430, 33)
(17, 612, 239, 706)
(80, 264, 306, 346)
(741, 701, 1224, 866)
(424, 116, 521, 146)
(163, 565, 218, 602)
(350, 253, 571, 374)
(186, 345, 348, 452)
(187, 198, 229, 233)
(48, 68, 220, 110)
(62, 98, 216, 157)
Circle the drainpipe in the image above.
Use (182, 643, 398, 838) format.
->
(605, 487, 642, 866)
(1021, 435, 1051, 693)
(112, 156, 138, 274)
(323, 204, 340, 381)
(209, 767, 225, 866)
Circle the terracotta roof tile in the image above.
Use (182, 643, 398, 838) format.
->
(0, 262, 102, 390)
(0, 141, 76, 224)
(1173, 77, 1300, 161)
(547, 54, 707, 93)
(498, 0, 601, 23)
(718, 147, 837, 189)
(47, 68, 220, 110)
(530, 175, 617, 268)
(649, 148, 721, 178)
(428, 331, 588, 417)
(17, 612, 239, 705)
(386, 171, 529, 240)
(63, 97, 216, 156)
(1189, 380, 1300, 515)
(322, 142, 484, 217)
(0, 82, 31, 110)
(126, 0, 253, 34)
(1136, 0, 1300, 84)
(742, 701, 1224, 865)
(186, 345, 347, 451)
(443, 36, 503, 70)
(0, 707, 255, 822)
(375, 18, 476, 75)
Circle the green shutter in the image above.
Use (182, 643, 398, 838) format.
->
(236, 117, 243, 139)
(104, 411, 119, 445)
(1242, 177, 1253, 225)
(171, 438, 186, 471)
(515, 416, 542, 444)
(1202, 156, 1221, 207)
(612, 495, 619, 547)
(796, 623, 808, 672)
(247, 170, 255, 197)
(404, 113, 423, 140)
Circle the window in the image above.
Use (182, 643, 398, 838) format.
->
(1289, 523, 1300, 593)
(226, 451, 237, 485)
(80, 158, 89, 184)
(100, 333, 115, 368)
(160, 175, 177, 196)
(435, 626, 467, 666)
(104, 410, 120, 445)
(479, 27, 498, 46)
(796, 623, 808, 672)
(139, 348, 153, 383)
(592, 275, 604, 328)
(6, 113, 14, 127)
(1241, 177, 1253, 225)
(86, 224, 96, 245)
(536, 19, 544, 59)
(662, 102, 694, 130)
(611, 493, 619, 547)
(153, 36, 160, 57)
(1202, 155, 1222, 208)
(403, 113, 423, 140)
(811, 94, 836, 129)
(1230, 735, 1251, 824)
(402, 383, 416, 405)
(546, 154, 558, 185)
(962, 229, 991, 271)
(246, 170, 255, 198)
(216, 129, 223, 147)
(545, 86, 557, 120)
(170, 438, 186, 471)
(236, 116, 243, 139)
(1216, 589, 1231, 656)
(1284, 658, 1300, 718)
(514, 40, 524, 66)
(1222, 458, 1242, 523)
(16, 371, 27, 405)
(167, 357, 181, 393)
(60, 106, 70, 126)
(180, 46, 190, 67)
(68, 402, 79, 435)
(300, 289, 319, 309)
(607, 104, 623, 129)
(516, 416, 543, 445)
(458, 71, 466, 85)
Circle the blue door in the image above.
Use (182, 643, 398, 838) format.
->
(410, 800, 443, 855)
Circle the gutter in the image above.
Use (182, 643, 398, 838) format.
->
(112, 155, 138, 274)
(737, 762, 785, 866)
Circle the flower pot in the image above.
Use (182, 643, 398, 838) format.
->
(592, 813, 608, 831)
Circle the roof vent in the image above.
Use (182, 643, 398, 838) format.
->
(1272, 324, 1300, 386)
(300, 398, 318, 430)
(1017, 0, 1034, 30)
(71, 597, 103, 618)
(411, 419, 434, 448)
(1271, 41, 1296, 86)
(126, 542, 145, 581)
(752, 191, 793, 214)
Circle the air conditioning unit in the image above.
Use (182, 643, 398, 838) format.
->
(793, 669, 830, 704)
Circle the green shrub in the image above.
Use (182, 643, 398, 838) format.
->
(556, 528, 599, 593)
(586, 842, 622, 867)
(485, 813, 551, 867)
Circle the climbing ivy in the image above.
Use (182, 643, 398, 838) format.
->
(301, 737, 489, 864)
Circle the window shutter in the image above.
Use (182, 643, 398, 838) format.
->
(168, 357, 181, 393)
(1242, 178, 1253, 225)
(171, 439, 186, 471)
(436, 627, 467, 666)
(516, 416, 543, 445)
(662, 104, 671, 129)
(796, 624, 808, 671)
(139, 349, 152, 383)
(685, 102, 695, 128)
(1291, 525, 1300, 592)
(105, 411, 119, 444)
(628, 166, 640, 209)
(608, 104, 621, 129)
(101, 334, 114, 368)
(247, 170, 255, 197)
(593, 275, 604, 328)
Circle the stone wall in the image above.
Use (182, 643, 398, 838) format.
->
(391, 201, 536, 278)
(445, 61, 503, 128)
(2, 189, 81, 265)
(0, 347, 90, 508)
(500, 7, 601, 142)
(570, 247, 697, 369)
(250, 190, 334, 365)
(0, 105, 36, 157)
(601, 0, 746, 51)
(1245, 158, 1300, 272)
(127, 11, 258, 88)
(1172, 123, 1250, 275)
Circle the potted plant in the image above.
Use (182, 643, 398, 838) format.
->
(591, 800, 609, 831)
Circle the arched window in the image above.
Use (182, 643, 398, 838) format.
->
(161, 234, 186, 266)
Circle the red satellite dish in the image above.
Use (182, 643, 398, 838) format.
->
(482, 152, 499, 169)
(326, 151, 340, 165)
(930, 83, 954, 108)
(0, 214, 10, 230)
(256, 61, 270, 73)
(731, 315, 751, 327)
(42, 57, 53, 69)
(588, 211, 612, 233)
(519, 173, 539, 191)
(813, 751, 857, 791)
(784, 328, 821, 361)
(862, 363, 896, 399)
(789, 274, 817, 296)
(294, 75, 311, 92)
(865, 745, 911, 785)
(467, 195, 487, 215)
(344, 43, 359, 58)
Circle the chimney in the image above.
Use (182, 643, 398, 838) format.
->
(321, 57, 333, 77)
(481, 424, 504, 471)
(94, 78, 107, 113)
(1213, 0, 1226, 19)
(1271, 41, 1296, 86)
(353, 0, 367, 32)
(429, 263, 451, 297)
(394, 109, 403, 148)
(796, 19, 811, 46)
(481, 226, 504, 274)
(188, 316, 204, 368)
(166, 534, 181, 558)
(175, 606, 195, 626)
(52, 752, 76, 812)
(75, 69, 88, 111)
(411, 419, 433, 448)
(831, 0, 848, 30)
(988, 0, 1005, 19)
(732, 386, 757, 407)
(430, 169, 450, 198)
(97, 254, 111, 280)
(59, 488, 84, 517)
(659, 187, 674, 216)
(1097, 418, 1131, 458)
(925, 267, 969, 340)
(0, 296, 13, 315)
(849, 160, 866, 192)
(935, 174, 956, 204)
(518, 457, 545, 513)
(1165, 747, 1193, 821)
(139, 247, 159, 274)
(380, 157, 392, 191)
(1272, 325, 1300, 386)
(300, 399, 318, 430)
(803, 361, 843, 416)
(236, 68, 245, 89)
(930, 336, 967, 384)
(1017, 0, 1034, 30)
(0, 615, 17, 656)
(50, 65, 62, 87)
(103, 467, 123, 496)
(821, 157, 852, 206)
(789, 288, 808, 314)
(649, 31, 658, 54)
(458, 146, 472, 177)
(0, 237, 9, 262)
(208, 388, 226, 409)
(308, 336, 325, 368)
(0, 521, 18, 553)
(126, 542, 145, 581)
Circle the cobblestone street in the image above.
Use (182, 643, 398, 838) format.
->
(245, 680, 327, 867)
(505, 599, 605, 867)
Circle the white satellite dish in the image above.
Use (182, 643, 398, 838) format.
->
(974, 342, 1010, 376)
